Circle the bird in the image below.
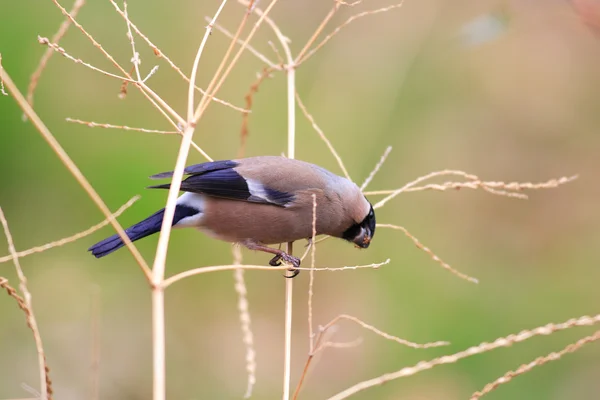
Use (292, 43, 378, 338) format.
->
(88, 156, 376, 276)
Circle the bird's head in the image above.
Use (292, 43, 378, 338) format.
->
(342, 203, 376, 249)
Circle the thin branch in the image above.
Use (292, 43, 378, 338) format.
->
(296, 92, 351, 181)
(37, 37, 132, 82)
(65, 118, 212, 161)
(150, 2, 230, 400)
(0, 196, 139, 264)
(27, 0, 85, 107)
(317, 314, 448, 353)
(123, 2, 142, 82)
(162, 260, 388, 289)
(192, 0, 280, 122)
(283, 242, 294, 400)
(296, 2, 406, 66)
(108, 0, 249, 113)
(0, 209, 52, 400)
(208, 17, 279, 68)
(360, 146, 392, 191)
(367, 175, 578, 198)
(328, 313, 600, 400)
(239, 66, 278, 157)
(294, 3, 341, 64)
(50, 0, 185, 126)
(378, 223, 478, 284)
(293, 307, 445, 399)
(470, 329, 600, 400)
(233, 246, 257, 399)
(66, 118, 179, 134)
(0, 66, 152, 283)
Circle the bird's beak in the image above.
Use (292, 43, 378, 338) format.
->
(353, 227, 372, 249)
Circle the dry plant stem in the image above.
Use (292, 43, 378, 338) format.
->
(108, 0, 248, 113)
(65, 117, 211, 160)
(161, 260, 388, 288)
(240, 66, 278, 157)
(150, 3, 230, 399)
(283, 242, 294, 400)
(294, 3, 340, 64)
(360, 146, 392, 191)
(0, 196, 139, 264)
(123, 2, 142, 81)
(0, 66, 152, 282)
(373, 169, 511, 209)
(470, 329, 600, 400)
(293, 309, 446, 399)
(193, 0, 279, 122)
(0, 209, 51, 400)
(27, 0, 85, 107)
(317, 315, 449, 352)
(328, 313, 600, 400)
(295, 92, 350, 180)
(50, 0, 184, 126)
(66, 118, 179, 134)
(296, 2, 406, 66)
(366, 175, 578, 197)
(209, 18, 279, 68)
(232, 246, 257, 399)
(378, 223, 479, 284)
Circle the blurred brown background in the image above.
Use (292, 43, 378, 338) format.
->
(1, 0, 600, 399)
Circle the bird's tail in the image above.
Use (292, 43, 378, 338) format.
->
(88, 205, 199, 258)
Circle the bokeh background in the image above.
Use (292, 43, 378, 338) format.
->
(1, 0, 600, 399)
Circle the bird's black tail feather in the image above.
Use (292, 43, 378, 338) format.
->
(88, 205, 199, 258)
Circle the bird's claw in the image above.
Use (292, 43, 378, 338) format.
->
(269, 253, 301, 278)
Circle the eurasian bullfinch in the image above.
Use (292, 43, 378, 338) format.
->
(88, 156, 376, 275)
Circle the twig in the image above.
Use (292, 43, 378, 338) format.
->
(293, 308, 445, 399)
(50, 0, 185, 126)
(360, 146, 392, 191)
(294, 3, 341, 64)
(317, 314, 449, 353)
(327, 313, 600, 400)
(123, 2, 142, 82)
(0, 65, 152, 283)
(27, 0, 85, 107)
(208, 17, 279, 68)
(108, 0, 249, 113)
(161, 260, 387, 289)
(0, 209, 52, 400)
(296, 2, 406, 66)
(37, 37, 132, 82)
(150, 2, 231, 400)
(366, 175, 578, 198)
(233, 246, 257, 399)
(0, 196, 139, 264)
(239, 66, 278, 157)
(378, 223, 479, 284)
(296, 92, 351, 181)
(470, 329, 600, 399)
(66, 118, 179, 134)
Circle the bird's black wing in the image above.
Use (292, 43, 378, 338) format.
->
(148, 160, 295, 207)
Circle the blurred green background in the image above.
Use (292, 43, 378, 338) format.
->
(2, 0, 600, 399)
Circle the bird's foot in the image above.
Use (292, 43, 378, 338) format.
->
(269, 253, 301, 278)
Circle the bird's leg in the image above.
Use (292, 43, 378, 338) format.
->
(242, 240, 301, 277)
